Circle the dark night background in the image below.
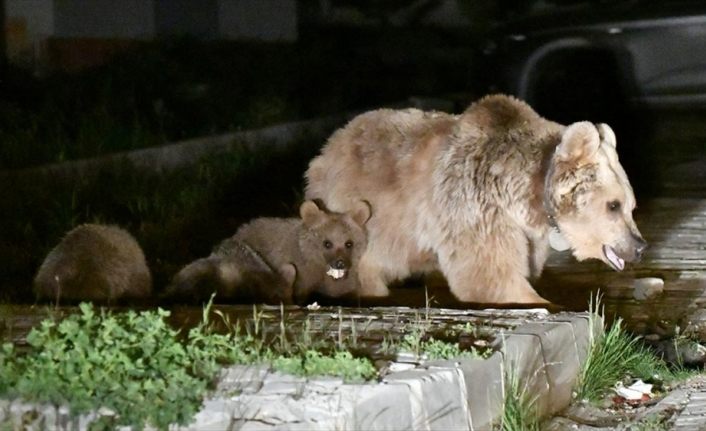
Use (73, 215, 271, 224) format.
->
(0, 0, 704, 306)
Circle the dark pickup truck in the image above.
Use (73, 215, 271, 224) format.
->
(483, 0, 706, 123)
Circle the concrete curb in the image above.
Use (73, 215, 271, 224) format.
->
(184, 312, 600, 431)
(0, 311, 599, 430)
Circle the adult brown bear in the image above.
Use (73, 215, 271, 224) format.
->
(305, 94, 646, 303)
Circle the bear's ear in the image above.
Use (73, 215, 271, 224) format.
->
(556, 122, 600, 164)
(596, 123, 617, 148)
(300, 200, 325, 227)
(350, 200, 372, 227)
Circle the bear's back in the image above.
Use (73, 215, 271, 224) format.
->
(233, 218, 302, 267)
(33, 224, 152, 303)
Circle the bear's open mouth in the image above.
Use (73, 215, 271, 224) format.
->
(326, 267, 347, 280)
(602, 245, 625, 271)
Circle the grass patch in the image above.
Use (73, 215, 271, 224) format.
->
(392, 325, 487, 361)
(500, 370, 540, 431)
(272, 350, 377, 382)
(575, 315, 667, 402)
(575, 296, 690, 403)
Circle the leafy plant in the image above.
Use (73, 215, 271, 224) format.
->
(1, 304, 214, 429)
(0, 343, 16, 394)
(422, 337, 476, 361)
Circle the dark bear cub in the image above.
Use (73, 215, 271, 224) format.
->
(34, 224, 152, 304)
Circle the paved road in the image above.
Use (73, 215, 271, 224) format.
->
(673, 376, 706, 431)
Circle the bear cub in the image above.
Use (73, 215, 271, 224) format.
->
(34, 224, 152, 304)
(165, 200, 370, 304)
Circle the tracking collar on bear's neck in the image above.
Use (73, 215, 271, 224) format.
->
(542, 147, 573, 252)
(544, 199, 558, 228)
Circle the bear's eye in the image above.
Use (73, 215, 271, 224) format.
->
(323, 240, 333, 249)
(607, 200, 621, 212)
(345, 240, 353, 248)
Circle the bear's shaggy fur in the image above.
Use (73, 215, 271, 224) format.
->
(165, 200, 370, 304)
(33, 224, 152, 303)
(305, 94, 646, 303)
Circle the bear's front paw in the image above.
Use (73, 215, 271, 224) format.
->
(359, 282, 390, 297)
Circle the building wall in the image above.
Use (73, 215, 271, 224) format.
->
(5, 0, 53, 64)
(53, 0, 155, 39)
(4, 0, 299, 69)
(154, 0, 218, 39)
(218, 0, 297, 42)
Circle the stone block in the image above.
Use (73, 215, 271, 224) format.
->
(633, 277, 665, 300)
(496, 329, 552, 418)
(345, 383, 415, 431)
(259, 371, 306, 396)
(384, 367, 470, 430)
(456, 352, 504, 431)
(216, 364, 270, 395)
(185, 398, 235, 431)
(288, 388, 351, 424)
(306, 376, 345, 394)
(549, 313, 596, 367)
(238, 421, 277, 431)
(510, 321, 582, 413)
(231, 394, 299, 424)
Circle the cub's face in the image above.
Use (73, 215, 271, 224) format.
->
(548, 123, 647, 271)
(299, 200, 371, 297)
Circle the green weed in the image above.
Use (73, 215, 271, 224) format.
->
(390, 323, 487, 361)
(422, 337, 477, 360)
(272, 350, 377, 382)
(576, 295, 673, 402)
(500, 369, 540, 431)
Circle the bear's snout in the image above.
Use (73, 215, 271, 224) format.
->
(632, 235, 648, 262)
(333, 258, 347, 270)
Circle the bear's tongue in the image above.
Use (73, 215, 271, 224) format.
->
(603, 245, 625, 271)
(326, 267, 347, 280)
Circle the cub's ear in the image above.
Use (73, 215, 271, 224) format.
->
(556, 122, 600, 164)
(596, 123, 617, 148)
(350, 200, 372, 227)
(300, 200, 325, 227)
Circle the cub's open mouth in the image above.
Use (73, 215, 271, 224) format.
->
(326, 267, 347, 280)
(603, 245, 625, 271)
